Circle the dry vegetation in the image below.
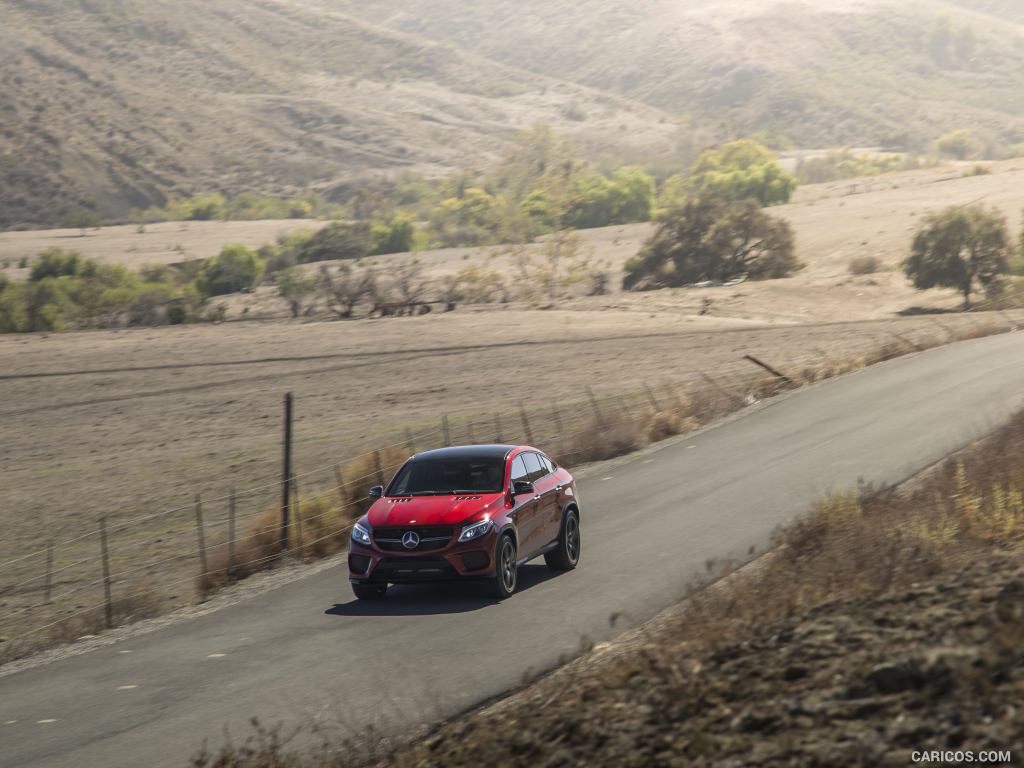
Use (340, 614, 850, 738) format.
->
(0, 0, 676, 228)
(190, 393, 1024, 768)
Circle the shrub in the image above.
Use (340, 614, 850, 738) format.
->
(624, 197, 800, 291)
(297, 222, 373, 263)
(277, 267, 317, 318)
(29, 249, 86, 281)
(370, 215, 416, 255)
(935, 129, 979, 160)
(849, 255, 881, 275)
(195, 244, 264, 298)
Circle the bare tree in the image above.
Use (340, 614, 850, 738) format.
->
(387, 260, 429, 305)
(318, 263, 377, 319)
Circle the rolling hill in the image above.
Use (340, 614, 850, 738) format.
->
(0, 0, 677, 228)
(307, 0, 1024, 152)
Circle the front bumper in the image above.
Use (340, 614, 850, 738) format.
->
(348, 528, 497, 584)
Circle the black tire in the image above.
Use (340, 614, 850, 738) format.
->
(492, 534, 518, 599)
(351, 582, 387, 600)
(544, 508, 581, 572)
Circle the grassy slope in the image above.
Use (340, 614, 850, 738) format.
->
(0, 0, 676, 228)
(310, 0, 1024, 154)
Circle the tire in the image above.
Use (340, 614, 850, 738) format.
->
(351, 582, 387, 600)
(492, 534, 518, 599)
(544, 508, 581, 572)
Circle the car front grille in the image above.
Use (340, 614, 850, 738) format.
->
(374, 557, 457, 581)
(373, 526, 453, 552)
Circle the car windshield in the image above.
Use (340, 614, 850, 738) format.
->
(386, 457, 505, 495)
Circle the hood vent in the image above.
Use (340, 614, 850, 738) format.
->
(389, 498, 413, 503)
(454, 496, 482, 501)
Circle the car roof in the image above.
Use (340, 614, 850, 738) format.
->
(411, 444, 520, 461)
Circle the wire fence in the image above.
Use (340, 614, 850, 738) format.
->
(0, 310, 1018, 658)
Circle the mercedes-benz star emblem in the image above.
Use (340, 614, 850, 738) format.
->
(401, 531, 420, 550)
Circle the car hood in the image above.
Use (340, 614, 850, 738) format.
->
(366, 493, 504, 527)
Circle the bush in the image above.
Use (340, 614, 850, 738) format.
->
(30, 249, 86, 281)
(848, 255, 881, 275)
(624, 197, 801, 291)
(370, 215, 416, 255)
(297, 222, 372, 263)
(935, 129, 979, 160)
(195, 245, 264, 298)
(562, 168, 655, 230)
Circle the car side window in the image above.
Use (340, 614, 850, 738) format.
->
(510, 455, 529, 486)
(523, 451, 545, 482)
(538, 454, 555, 474)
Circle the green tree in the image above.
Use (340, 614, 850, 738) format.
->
(297, 222, 373, 263)
(562, 168, 655, 230)
(935, 129, 979, 160)
(690, 139, 797, 207)
(195, 245, 264, 297)
(623, 197, 800, 291)
(371, 215, 416, 255)
(277, 266, 317, 318)
(429, 188, 507, 246)
(903, 205, 1010, 309)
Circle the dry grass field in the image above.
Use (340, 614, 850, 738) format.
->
(1, 161, 1023, 655)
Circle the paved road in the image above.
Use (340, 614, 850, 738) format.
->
(3, 332, 1024, 768)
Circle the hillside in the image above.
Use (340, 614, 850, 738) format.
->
(0, 0, 677, 228)
(309, 0, 1024, 154)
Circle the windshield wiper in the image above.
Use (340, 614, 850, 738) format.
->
(407, 490, 447, 496)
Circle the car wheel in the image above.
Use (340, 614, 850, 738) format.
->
(544, 508, 581, 572)
(492, 534, 518, 599)
(351, 582, 387, 600)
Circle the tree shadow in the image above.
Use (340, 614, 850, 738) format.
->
(324, 563, 560, 617)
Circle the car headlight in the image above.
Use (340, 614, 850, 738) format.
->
(351, 522, 372, 546)
(458, 517, 492, 543)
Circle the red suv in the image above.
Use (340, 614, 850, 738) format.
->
(347, 444, 581, 599)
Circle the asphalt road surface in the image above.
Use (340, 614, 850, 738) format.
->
(3, 332, 1024, 768)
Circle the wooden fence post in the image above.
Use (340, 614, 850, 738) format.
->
(466, 418, 476, 444)
(442, 414, 451, 446)
(99, 517, 113, 629)
(373, 449, 385, 486)
(405, 428, 416, 454)
(493, 413, 503, 443)
(194, 495, 209, 592)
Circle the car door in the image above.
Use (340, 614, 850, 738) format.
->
(508, 454, 540, 557)
(529, 452, 561, 550)
(518, 451, 549, 555)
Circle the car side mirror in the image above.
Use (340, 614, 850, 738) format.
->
(512, 480, 534, 498)
(368, 485, 383, 499)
